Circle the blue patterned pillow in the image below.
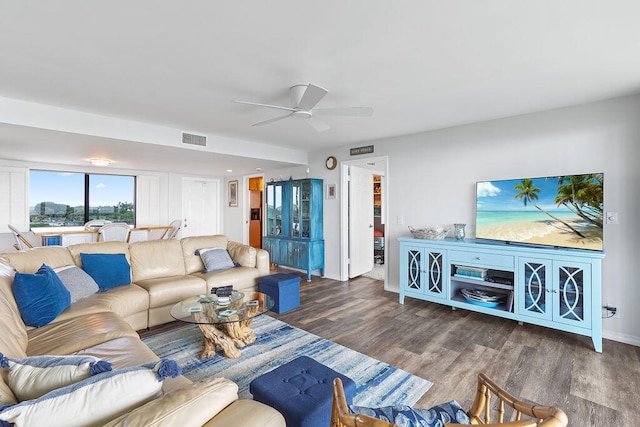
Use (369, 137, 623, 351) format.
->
(12, 264, 71, 327)
(349, 400, 471, 426)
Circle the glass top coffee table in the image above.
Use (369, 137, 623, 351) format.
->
(170, 291, 274, 359)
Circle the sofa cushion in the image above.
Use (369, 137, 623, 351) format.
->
(80, 253, 131, 290)
(1, 247, 75, 274)
(0, 360, 180, 427)
(54, 265, 100, 303)
(67, 241, 131, 266)
(0, 354, 111, 401)
(204, 399, 287, 427)
(130, 239, 187, 282)
(192, 266, 260, 293)
(181, 235, 229, 274)
(27, 311, 139, 356)
(135, 275, 206, 309)
(227, 241, 257, 268)
(102, 377, 239, 427)
(198, 247, 236, 272)
(13, 264, 71, 328)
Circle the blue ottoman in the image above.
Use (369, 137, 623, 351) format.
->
(258, 273, 301, 314)
(250, 356, 356, 427)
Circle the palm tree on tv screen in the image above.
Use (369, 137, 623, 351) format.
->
(514, 178, 585, 238)
(554, 174, 603, 227)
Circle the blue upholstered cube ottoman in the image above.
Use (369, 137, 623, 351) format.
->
(258, 273, 301, 314)
(249, 356, 356, 427)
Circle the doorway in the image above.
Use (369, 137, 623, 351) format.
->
(248, 177, 263, 249)
(340, 156, 388, 285)
(181, 178, 221, 237)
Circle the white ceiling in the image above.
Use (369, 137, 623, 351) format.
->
(1, 1, 639, 175)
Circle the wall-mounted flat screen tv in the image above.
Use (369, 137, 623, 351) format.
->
(475, 173, 603, 251)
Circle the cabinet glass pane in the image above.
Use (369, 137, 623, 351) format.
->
(524, 261, 547, 314)
(292, 183, 300, 237)
(558, 266, 584, 321)
(267, 184, 282, 235)
(301, 181, 310, 238)
(407, 250, 421, 291)
(427, 252, 443, 294)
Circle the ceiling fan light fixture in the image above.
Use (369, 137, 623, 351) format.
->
(89, 158, 111, 166)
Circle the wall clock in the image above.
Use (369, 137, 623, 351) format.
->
(325, 156, 337, 170)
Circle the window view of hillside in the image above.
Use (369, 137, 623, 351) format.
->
(30, 171, 135, 227)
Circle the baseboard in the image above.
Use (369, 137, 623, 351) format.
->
(603, 330, 640, 347)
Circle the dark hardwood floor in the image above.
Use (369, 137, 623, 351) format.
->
(141, 272, 640, 426)
(268, 273, 640, 427)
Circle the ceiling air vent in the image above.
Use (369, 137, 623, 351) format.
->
(182, 132, 207, 147)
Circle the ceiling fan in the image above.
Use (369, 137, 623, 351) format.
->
(234, 84, 374, 132)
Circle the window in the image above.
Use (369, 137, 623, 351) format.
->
(30, 171, 135, 228)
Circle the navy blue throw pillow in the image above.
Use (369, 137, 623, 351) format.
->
(12, 264, 71, 327)
(80, 253, 131, 291)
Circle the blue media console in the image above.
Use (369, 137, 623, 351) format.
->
(399, 237, 605, 352)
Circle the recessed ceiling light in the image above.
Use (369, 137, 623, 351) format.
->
(89, 159, 111, 166)
(255, 167, 262, 172)
(226, 169, 233, 173)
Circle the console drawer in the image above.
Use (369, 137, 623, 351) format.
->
(449, 250, 514, 269)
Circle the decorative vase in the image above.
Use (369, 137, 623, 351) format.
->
(454, 223, 466, 241)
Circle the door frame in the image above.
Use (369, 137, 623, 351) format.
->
(339, 156, 389, 284)
(242, 173, 264, 245)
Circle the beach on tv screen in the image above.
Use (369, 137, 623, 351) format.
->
(475, 173, 603, 251)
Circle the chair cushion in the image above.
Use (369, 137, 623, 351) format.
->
(12, 264, 71, 327)
(80, 253, 131, 290)
(0, 360, 180, 427)
(349, 400, 471, 427)
(54, 265, 99, 303)
(0, 354, 111, 401)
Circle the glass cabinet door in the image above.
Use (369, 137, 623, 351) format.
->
(405, 246, 446, 299)
(554, 262, 591, 327)
(266, 183, 282, 236)
(291, 182, 301, 237)
(301, 180, 311, 238)
(519, 258, 552, 320)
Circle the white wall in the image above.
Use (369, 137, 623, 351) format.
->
(268, 93, 639, 347)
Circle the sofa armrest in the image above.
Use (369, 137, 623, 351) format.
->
(102, 377, 239, 427)
(255, 249, 270, 277)
(202, 399, 286, 427)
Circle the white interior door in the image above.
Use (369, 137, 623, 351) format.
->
(348, 166, 374, 278)
(182, 178, 220, 237)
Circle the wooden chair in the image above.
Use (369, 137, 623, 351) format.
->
(331, 373, 568, 427)
(97, 223, 130, 242)
(84, 219, 112, 230)
(7, 224, 42, 250)
(331, 378, 398, 427)
(163, 219, 181, 239)
(458, 373, 568, 427)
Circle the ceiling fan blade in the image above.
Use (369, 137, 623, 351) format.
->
(234, 100, 296, 112)
(252, 113, 292, 127)
(297, 84, 328, 111)
(314, 106, 374, 117)
(304, 116, 331, 133)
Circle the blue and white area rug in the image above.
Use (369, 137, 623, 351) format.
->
(143, 315, 432, 406)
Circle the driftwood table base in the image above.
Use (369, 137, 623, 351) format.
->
(195, 305, 259, 359)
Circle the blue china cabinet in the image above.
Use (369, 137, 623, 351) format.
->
(263, 179, 324, 281)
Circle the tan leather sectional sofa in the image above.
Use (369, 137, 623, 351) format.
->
(0, 235, 286, 426)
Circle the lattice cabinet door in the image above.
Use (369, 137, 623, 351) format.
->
(518, 258, 552, 321)
(402, 245, 447, 300)
(553, 261, 591, 328)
